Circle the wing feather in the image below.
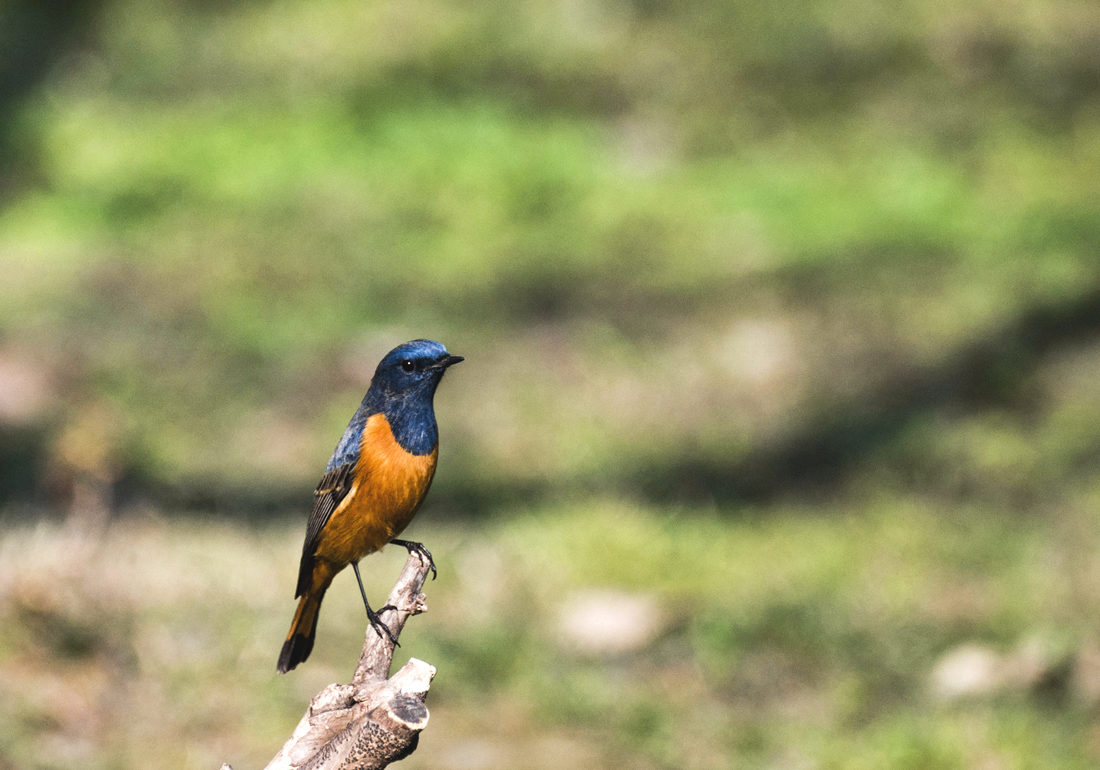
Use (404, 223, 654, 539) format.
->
(295, 462, 358, 597)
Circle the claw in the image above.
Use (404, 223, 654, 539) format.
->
(367, 605, 399, 647)
(390, 538, 437, 580)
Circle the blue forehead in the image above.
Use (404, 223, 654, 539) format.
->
(380, 339, 449, 366)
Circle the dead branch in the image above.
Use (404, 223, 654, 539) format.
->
(226, 551, 436, 770)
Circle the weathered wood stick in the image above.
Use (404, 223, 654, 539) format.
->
(226, 551, 436, 770)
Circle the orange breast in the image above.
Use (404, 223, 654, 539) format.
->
(314, 413, 437, 566)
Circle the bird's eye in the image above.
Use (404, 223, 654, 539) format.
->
(401, 360, 415, 373)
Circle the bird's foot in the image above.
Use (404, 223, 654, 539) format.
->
(390, 538, 437, 580)
(367, 604, 400, 647)
(353, 561, 400, 646)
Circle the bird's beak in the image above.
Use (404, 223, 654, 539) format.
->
(437, 355, 464, 369)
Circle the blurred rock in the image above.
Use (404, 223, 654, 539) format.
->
(931, 637, 1070, 702)
(559, 590, 664, 654)
(717, 319, 799, 391)
(931, 644, 1004, 701)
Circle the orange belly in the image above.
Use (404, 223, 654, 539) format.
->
(313, 413, 438, 567)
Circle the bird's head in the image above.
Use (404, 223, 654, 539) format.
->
(370, 339, 464, 401)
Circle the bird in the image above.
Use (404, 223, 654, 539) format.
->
(277, 339, 463, 674)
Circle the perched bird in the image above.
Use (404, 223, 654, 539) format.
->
(277, 339, 463, 673)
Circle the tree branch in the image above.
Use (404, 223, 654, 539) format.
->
(228, 551, 436, 770)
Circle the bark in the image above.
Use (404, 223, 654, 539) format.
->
(227, 551, 436, 770)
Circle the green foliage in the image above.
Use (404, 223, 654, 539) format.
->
(2, 0, 1099, 492)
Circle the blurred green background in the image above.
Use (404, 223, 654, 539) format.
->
(2, 0, 1100, 767)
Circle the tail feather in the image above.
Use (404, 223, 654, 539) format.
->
(277, 586, 327, 674)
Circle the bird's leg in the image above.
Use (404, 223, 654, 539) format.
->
(352, 562, 399, 647)
(390, 538, 437, 580)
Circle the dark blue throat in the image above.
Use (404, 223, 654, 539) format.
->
(326, 384, 439, 470)
(375, 389, 439, 456)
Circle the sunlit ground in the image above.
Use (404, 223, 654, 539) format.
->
(4, 492, 1100, 770)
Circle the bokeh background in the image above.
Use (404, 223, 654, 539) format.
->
(2, 0, 1100, 767)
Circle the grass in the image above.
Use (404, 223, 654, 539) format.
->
(3, 491, 1100, 769)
